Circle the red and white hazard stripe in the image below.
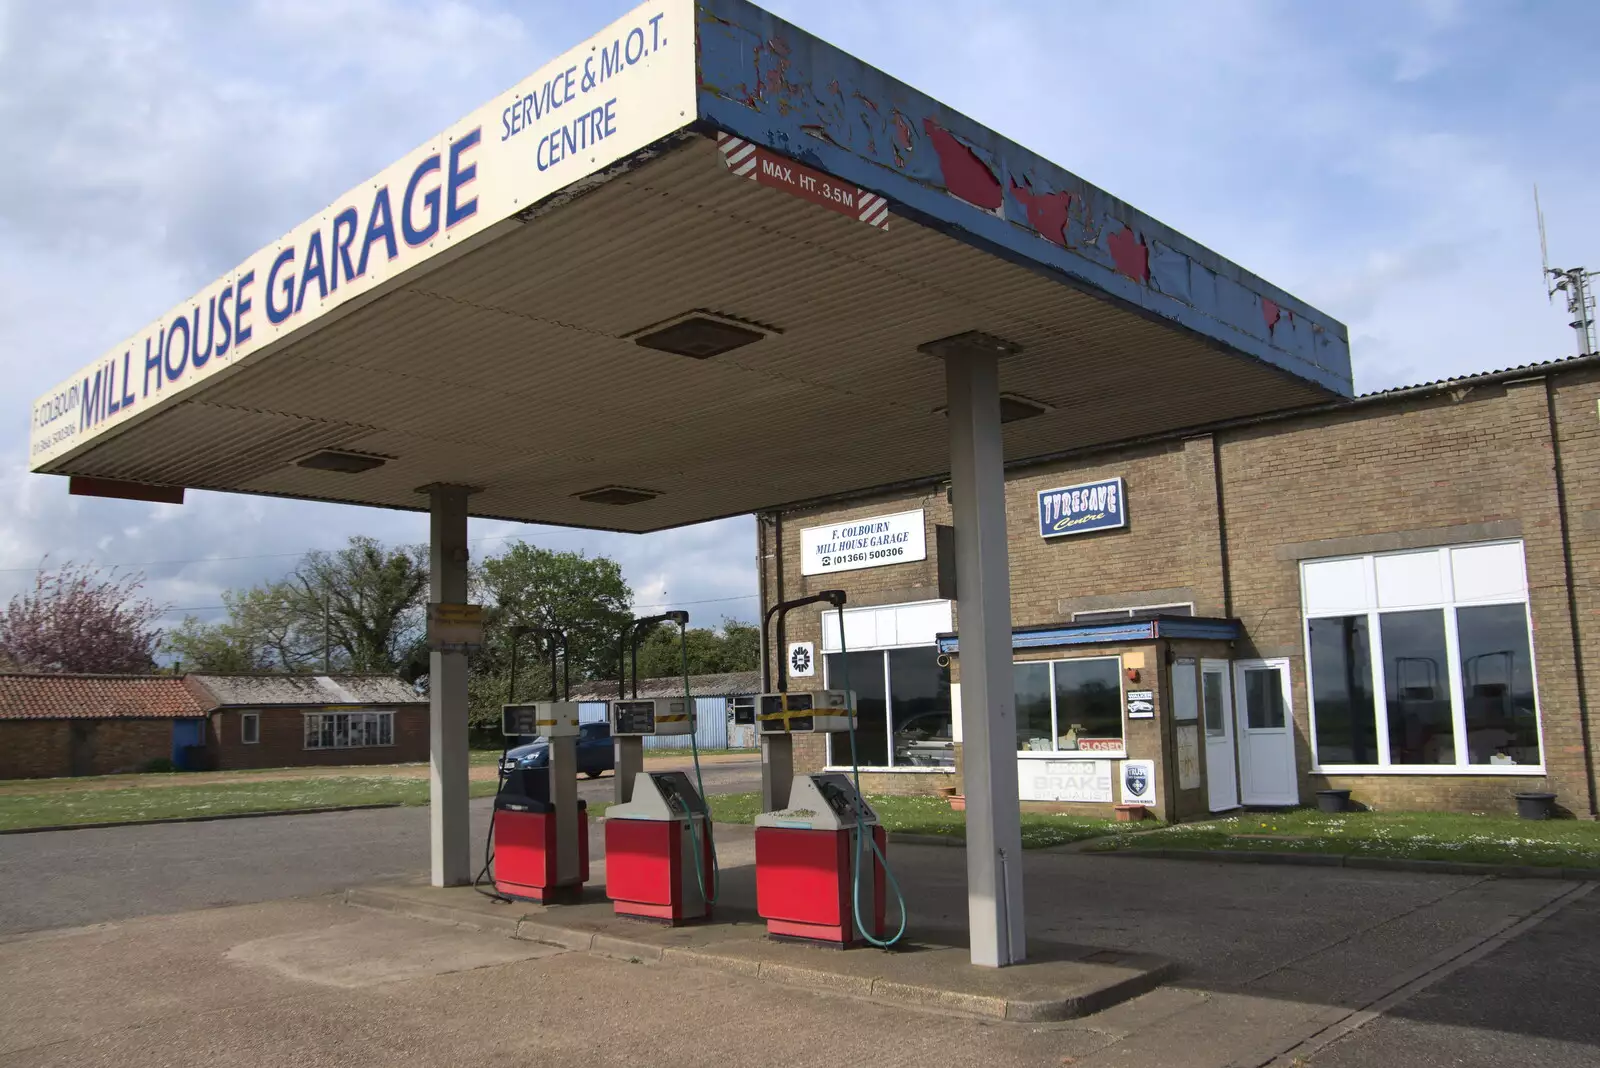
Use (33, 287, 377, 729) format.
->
(717, 134, 759, 178)
(857, 192, 889, 229)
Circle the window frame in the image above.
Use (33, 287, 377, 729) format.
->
(302, 709, 397, 750)
(1301, 542, 1546, 775)
(1014, 654, 1126, 759)
(241, 711, 260, 745)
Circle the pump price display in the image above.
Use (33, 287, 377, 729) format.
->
(612, 700, 656, 735)
(502, 705, 541, 736)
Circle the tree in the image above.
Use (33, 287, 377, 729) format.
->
(0, 560, 166, 673)
(164, 537, 427, 675)
(470, 543, 633, 730)
(165, 586, 310, 673)
(632, 618, 760, 680)
(286, 537, 429, 673)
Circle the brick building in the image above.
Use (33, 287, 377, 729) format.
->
(0, 675, 210, 779)
(189, 674, 429, 771)
(759, 356, 1600, 819)
(0, 673, 427, 779)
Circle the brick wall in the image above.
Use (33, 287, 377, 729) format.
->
(207, 706, 430, 770)
(1552, 369, 1600, 814)
(0, 719, 174, 779)
(92, 720, 177, 775)
(766, 363, 1600, 818)
(0, 721, 71, 779)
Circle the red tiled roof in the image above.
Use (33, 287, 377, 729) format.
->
(0, 674, 213, 721)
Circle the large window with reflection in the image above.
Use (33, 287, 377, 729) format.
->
(1301, 542, 1543, 772)
(822, 601, 955, 769)
(1014, 655, 1124, 755)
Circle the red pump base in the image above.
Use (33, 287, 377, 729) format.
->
(604, 818, 715, 925)
(492, 806, 590, 903)
(755, 825, 886, 947)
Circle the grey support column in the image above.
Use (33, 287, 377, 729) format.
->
(923, 331, 1027, 967)
(424, 483, 474, 887)
(759, 733, 794, 812)
(615, 736, 644, 805)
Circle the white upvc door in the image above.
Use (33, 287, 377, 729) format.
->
(1234, 659, 1299, 806)
(1201, 659, 1239, 812)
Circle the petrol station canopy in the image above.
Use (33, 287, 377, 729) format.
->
(29, 0, 1352, 533)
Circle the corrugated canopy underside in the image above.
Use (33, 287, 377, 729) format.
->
(48, 136, 1332, 532)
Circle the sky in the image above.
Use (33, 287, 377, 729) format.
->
(1, 0, 1596, 637)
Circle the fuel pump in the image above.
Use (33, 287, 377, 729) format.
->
(753, 591, 906, 948)
(489, 629, 590, 904)
(611, 613, 692, 806)
(602, 612, 718, 924)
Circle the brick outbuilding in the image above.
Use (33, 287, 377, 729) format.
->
(0, 674, 210, 779)
(0, 673, 427, 780)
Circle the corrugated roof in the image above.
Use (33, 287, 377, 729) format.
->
(0, 674, 212, 721)
(569, 671, 762, 702)
(1354, 353, 1599, 400)
(187, 674, 424, 707)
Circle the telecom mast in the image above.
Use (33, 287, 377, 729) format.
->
(1536, 186, 1597, 356)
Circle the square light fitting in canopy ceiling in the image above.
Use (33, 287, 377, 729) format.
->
(573, 485, 660, 506)
(295, 450, 390, 474)
(627, 310, 775, 359)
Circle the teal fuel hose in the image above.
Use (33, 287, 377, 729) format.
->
(679, 621, 720, 906)
(835, 603, 907, 948)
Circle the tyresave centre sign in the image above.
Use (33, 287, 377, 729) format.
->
(29, 0, 695, 470)
(1037, 477, 1126, 539)
(801, 510, 927, 576)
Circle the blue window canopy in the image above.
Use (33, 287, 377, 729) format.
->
(935, 616, 1241, 655)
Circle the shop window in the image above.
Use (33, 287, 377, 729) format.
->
(303, 710, 395, 750)
(1301, 542, 1543, 772)
(824, 649, 953, 768)
(241, 712, 260, 745)
(1013, 655, 1123, 755)
(821, 601, 955, 770)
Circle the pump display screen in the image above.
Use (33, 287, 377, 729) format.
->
(613, 700, 656, 735)
(650, 772, 706, 816)
(502, 705, 541, 736)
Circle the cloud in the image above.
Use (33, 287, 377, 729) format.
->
(3, 0, 1598, 638)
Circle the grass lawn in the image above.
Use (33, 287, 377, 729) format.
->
(700, 792, 1137, 849)
(1092, 808, 1600, 868)
(0, 776, 501, 832)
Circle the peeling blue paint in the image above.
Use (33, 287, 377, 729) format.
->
(692, 0, 1352, 397)
(1146, 242, 1189, 304)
